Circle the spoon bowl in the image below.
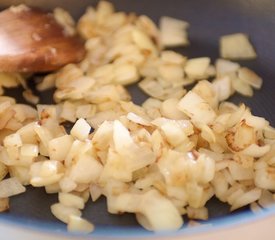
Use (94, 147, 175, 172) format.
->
(0, 6, 85, 72)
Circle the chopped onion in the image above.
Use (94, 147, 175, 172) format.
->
(67, 215, 94, 234)
(51, 203, 81, 224)
(220, 33, 257, 60)
(0, 177, 26, 198)
(238, 67, 263, 89)
(160, 16, 189, 47)
(70, 118, 91, 141)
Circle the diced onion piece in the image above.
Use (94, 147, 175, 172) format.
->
(0, 147, 16, 166)
(258, 190, 275, 209)
(136, 190, 183, 231)
(220, 33, 257, 60)
(138, 78, 164, 99)
(60, 76, 96, 100)
(41, 161, 62, 177)
(255, 168, 275, 190)
(102, 121, 155, 180)
(0, 177, 26, 198)
(34, 124, 53, 149)
(158, 64, 184, 83)
(215, 59, 240, 76)
(230, 188, 261, 211)
(113, 120, 134, 151)
(264, 126, 275, 139)
(30, 161, 64, 187)
(76, 104, 96, 119)
(88, 111, 119, 129)
(212, 172, 229, 202)
(136, 15, 159, 44)
(196, 154, 216, 184)
(127, 112, 151, 126)
(45, 183, 60, 194)
(20, 144, 39, 157)
(70, 118, 91, 141)
(161, 51, 186, 65)
(195, 122, 216, 143)
(184, 57, 210, 79)
(232, 77, 253, 97)
(64, 140, 91, 167)
(241, 144, 271, 158)
(228, 162, 253, 181)
(250, 202, 263, 214)
(0, 107, 15, 130)
(36, 74, 56, 91)
(178, 91, 216, 124)
(6, 146, 19, 162)
(53, 8, 76, 36)
(90, 184, 103, 202)
(58, 192, 85, 209)
(160, 16, 189, 47)
(5, 118, 23, 131)
(152, 118, 193, 136)
(59, 177, 77, 193)
(60, 101, 76, 122)
(69, 154, 103, 184)
(160, 122, 187, 147)
(67, 215, 94, 234)
(226, 121, 256, 152)
(160, 98, 188, 120)
(100, 150, 132, 182)
(96, 0, 114, 24)
(192, 80, 218, 108)
(0, 96, 16, 105)
(161, 86, 186, 101)
(0, 102, 12, 119)
(238, 67, 263, 89)
(3, 133, 22, 148)
(48, 135, 74, 161)
(80, 190, 90, 203)
(9, 166, 30, 185)
(212, 76, 232, 101)
(114, 64, 139, 85)
(113, 123, 155, 170)
(51, 203, 81, 224)
(22, 90, 39, 105)
(142, 98, 162, 112)
(227, 188, 244, 205)
(245, 115, 268, 130)
(13, 104, 37, 123)
(0, 73, 21, 88)
(132, 28, 157, 55)
(91, 121, 113, 150)
(206, 65, 216, 77)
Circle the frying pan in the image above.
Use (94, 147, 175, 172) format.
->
(0, 0, 275, 239)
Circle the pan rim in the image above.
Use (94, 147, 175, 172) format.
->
(0, 205, 274, 238)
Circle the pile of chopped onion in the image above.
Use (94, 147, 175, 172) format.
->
(0, 0, 274, 235)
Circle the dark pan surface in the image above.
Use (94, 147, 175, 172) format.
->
(0, 0, 275, 236)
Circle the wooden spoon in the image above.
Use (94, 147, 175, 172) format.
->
(0, 6, 86, 72)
